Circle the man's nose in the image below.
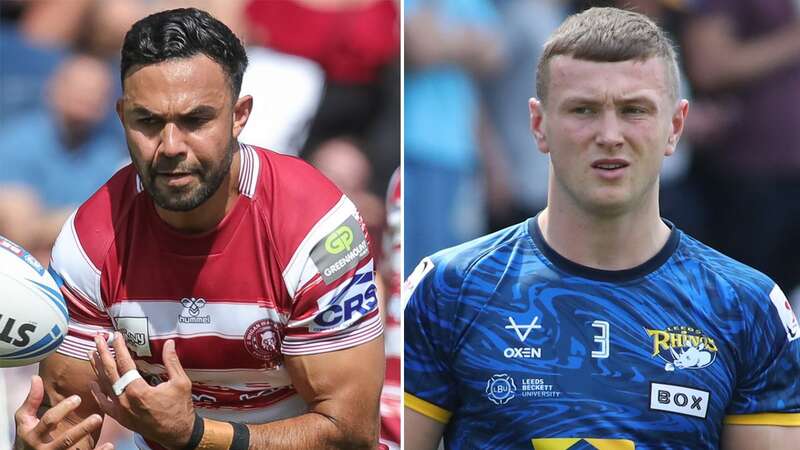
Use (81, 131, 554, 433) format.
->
(594, 111, 625, 150)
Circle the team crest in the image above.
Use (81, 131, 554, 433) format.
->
(244, 319, 284, 369)
(645, 326, 718, 372)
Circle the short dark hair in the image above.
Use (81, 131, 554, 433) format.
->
(120, 8, 248, 99)
(537, 7, 679, 104)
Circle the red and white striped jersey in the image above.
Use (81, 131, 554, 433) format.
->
(379, 167, 401, 449)
(50, 144, 383, 447)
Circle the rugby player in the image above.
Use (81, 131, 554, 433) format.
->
(404, 7, 800, 449)
(15, 8, 384, 450)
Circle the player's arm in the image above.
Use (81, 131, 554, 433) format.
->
(15, 353, 108, 450)
(721, 425, 800, 450)
(683, 12, 800, 90)
(404, 407, 445, 450)
(90, 331, 384, 450)
(245, 336, 385, 449)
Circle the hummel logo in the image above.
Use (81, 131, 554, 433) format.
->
(505, 316, 542, 342)
(181, 297, 206, 316)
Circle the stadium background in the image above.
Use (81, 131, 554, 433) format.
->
(0, 0, 399, 448)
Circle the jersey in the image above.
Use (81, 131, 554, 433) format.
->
(404, 217, 800, 450)
(380, 167, 401, 449)
(50, 144, 383, 450)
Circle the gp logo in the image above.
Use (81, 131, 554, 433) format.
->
(325, 225, 354, 254)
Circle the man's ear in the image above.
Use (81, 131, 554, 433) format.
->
(232, 95, 253, 138)
(665, 99, 689, 157)
(529, 98, 549, 154)
(116, 98, 125, 125)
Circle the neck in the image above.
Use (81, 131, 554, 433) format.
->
(538, 192, 670, 271)
(154, 150, 241, 234)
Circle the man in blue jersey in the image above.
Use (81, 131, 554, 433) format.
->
(404, 7, 800, 450)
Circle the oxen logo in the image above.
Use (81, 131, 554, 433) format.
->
(646, 326, 717, 371)
(244, 319, 285, 369)
(178, 297, 211, 324)
(325, 225, 354, 254)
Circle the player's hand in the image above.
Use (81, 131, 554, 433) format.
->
(14, 375, 111, 450)
(88, 333, 195, 449)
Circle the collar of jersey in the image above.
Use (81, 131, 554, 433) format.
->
(528, 215, 681, 282)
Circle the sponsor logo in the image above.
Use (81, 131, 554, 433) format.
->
(0, 315, 37, 347)
(504, 316, 542, 359)
(401, 257, 434, 308)
(769, 286, 800, 342)
(649, 382, 709, 419)
(311, 270, 378, 332)
(0, 235, 45, 276)
(178, 297, 211, 324)
(503, 347, 542, 358)
(531, 438, 634, 449)
(486, 373, 516, 405)
(311, 216, 369, 285)
(191, 393, 217, 403)
(645, 326, 717, 371)
(115, 317, 151, 357)
(520, 378, 562, 398)
(239, 386, 282, 401)
(325, 225, 355, 254)
(505, 316, 542, 341)
(244, 319, 284, 369)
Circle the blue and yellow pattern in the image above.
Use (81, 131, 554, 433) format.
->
(404, 218, 800, 449)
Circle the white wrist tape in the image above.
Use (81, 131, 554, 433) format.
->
(112, 369, 142, 396)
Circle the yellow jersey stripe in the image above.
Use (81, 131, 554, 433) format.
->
(404, 392, 452, 424)
(724, 413, 800, 426)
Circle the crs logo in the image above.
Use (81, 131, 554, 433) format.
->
(325, 225, 354, 254)
(312, 270, 377, 332)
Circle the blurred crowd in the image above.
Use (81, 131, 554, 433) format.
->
(0, 0, 399, 448)
(404, 0, 800, 318)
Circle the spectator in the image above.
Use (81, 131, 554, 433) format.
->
(0, 54, 126, 258)
(403, 0, 505, 276)
(681, 0, 800, 293)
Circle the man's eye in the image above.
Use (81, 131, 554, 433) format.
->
(182, 116, 209, 128)
(572, 107, 595, 115)
(622, 106, 648, 115)
(138, 117, 159, 126)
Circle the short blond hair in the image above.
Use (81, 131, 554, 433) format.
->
(536, 7, 680, 103)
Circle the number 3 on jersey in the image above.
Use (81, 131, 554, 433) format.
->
(591, 320, 610, 359)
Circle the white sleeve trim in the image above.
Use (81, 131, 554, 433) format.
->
(281, 195, 356, 298)
(282, 313, 383, 355)
(50, 211, 105, 311)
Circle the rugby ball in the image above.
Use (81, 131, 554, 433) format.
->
(0, 235, 68, 367)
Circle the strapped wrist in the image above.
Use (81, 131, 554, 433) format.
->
(182, 412, 204, 450)
(181, 413, 250, 450)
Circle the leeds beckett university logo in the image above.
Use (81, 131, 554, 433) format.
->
(486, 374, 516, 405)
(311, 216, 369, 285)
(244, 319, 284, 369)
(178, 297, 211, 324)
(646, 326, 717, 371)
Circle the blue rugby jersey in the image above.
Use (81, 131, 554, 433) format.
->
(404, 218, 800, 450)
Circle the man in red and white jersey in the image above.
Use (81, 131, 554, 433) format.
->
(14, 8, 384, 450)
(379, 168, 400, 450)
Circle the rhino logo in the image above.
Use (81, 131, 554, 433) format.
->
(646, 326, 718, 372)
(664, 342, 714, 371)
